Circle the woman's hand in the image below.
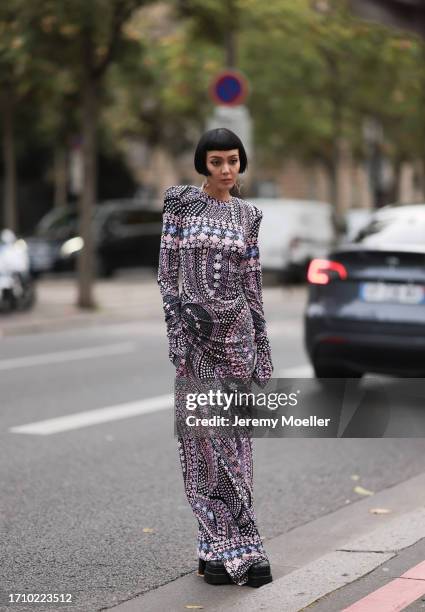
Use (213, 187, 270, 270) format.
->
(252, 335, 273, 388)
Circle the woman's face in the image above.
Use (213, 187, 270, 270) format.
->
(205, 149, 240, 190)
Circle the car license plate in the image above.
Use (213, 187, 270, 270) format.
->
(360, 282, 425, 304)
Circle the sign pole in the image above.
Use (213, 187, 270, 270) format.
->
(206, 70, 253, 192)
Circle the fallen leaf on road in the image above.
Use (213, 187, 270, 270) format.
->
(142, 528, 155, 533)
(185, 606, 204, 609)
(351, 474, 360, 481)
(354, 485, 374, 496)
(369, 508, 391, 514)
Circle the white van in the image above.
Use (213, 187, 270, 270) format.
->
(250, 198, 336, 282)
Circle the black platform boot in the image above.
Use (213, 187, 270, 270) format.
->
(203, 560, 232, 585)
(246, 560, 273, 587)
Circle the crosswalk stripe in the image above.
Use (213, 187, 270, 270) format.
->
(278, 364, 313, 377)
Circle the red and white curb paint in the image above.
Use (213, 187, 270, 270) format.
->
(342, 560, 425, 612)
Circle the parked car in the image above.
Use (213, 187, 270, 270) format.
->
(25, 201, 163, 278)
(251, 198, 336, 283)
(338, 208, 374, 245)
(304, 203, 425, 378)
(0, 228, 36, 312)
(26, 208, 78, 276)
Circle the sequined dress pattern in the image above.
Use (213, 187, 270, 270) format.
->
(157, 184, 273, 585)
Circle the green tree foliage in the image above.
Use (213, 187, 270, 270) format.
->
(2, 0, 424, 234)
(104, 0, 424, 194)
(235, 0, 424, 212)
(239, 0, 423, 167)
(103, 3, 223, 156)
(0, 1, 40, 231)
(20, 0, 154, 308)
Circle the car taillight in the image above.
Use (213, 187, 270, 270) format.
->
(307, 258, 347, 284)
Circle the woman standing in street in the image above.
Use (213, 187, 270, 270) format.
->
(157, 128, 274, 587)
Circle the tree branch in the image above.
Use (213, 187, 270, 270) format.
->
(93, 0, 140, 79)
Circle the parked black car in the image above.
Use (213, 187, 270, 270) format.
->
(304, 203, 425, 378)
(26, 201, 163, 278)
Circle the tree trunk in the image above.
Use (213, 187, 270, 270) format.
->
(328, 149, 338, 211)
(323, 131, 342, 234)
(331, 95, 344, 214)
(320, 49, 346, 230)
(77, 76, 98, 310)
(54, 145, 68, 208)
(392, 155, 402, 202)
(2, 95, 17, 232)
(422, 157, 425, 200)
(324, 138, 348, 236)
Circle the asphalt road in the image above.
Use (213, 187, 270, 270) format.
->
(1, 281, 425, 612)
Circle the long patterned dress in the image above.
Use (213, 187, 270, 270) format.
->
(157, 184, 274, 586)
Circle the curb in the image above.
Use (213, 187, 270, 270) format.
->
(307, 538, 425, 612)
(108, 470, 425, 612)
(217, 507, 425, 612)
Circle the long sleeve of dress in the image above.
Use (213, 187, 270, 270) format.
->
(157, 186, 188, 368)
(241, 208, 274, 388)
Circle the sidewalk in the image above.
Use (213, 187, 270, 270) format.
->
(0, 271, 160, 337)
(0, 273, 306, 337)
(109, 471, 425, 612)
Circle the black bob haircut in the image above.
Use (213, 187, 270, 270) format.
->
(194, 128, 248, 176)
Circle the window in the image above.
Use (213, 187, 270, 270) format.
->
(353, 212, 425, 246)
(36, 209, 78, 240)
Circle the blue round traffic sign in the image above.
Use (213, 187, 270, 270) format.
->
(209, 71, 248, 106)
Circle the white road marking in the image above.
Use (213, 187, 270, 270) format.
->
(0, 342, 137, 371)
(278, 364, 314, 377)
(9, 394, 174, 435)
(267, 321, 302, 336)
